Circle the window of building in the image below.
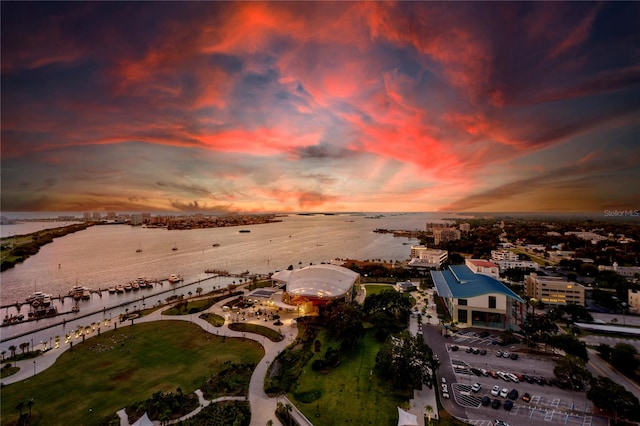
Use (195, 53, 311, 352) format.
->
(488, 296, 497, 309)
(458, 298, 468, 305)
(458, 309, 468, 323)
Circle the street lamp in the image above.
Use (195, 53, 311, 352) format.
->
(33, 360, 36, 376)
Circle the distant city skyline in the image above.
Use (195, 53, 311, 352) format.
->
(1, 2, 639, 213)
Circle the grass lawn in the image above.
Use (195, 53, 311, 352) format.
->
(292, 329, 411, 426)
(228, 323, 284, 341)
(0, 321, 263, 426)
(364, 284, 395, 296)
(162, 297, 214, 315)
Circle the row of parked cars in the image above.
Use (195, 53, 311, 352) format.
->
(480, 385, 532, 411)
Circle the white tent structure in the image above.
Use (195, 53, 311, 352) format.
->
(397, 407, 419, 426)
(131, 413, 154, 426)
(272, 264, 359, 301)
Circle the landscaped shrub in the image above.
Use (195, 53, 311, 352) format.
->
(294, 390, 321, 403)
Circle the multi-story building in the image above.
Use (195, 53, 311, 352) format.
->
(491, 250, 519, 262)
(433, 228, 461, 245)
(130, 213, 143, 226)
(106, 212, 116, 220)
(494, 260, 539, 271)
(83, 212, 91, 221)
(524, 273, 585, 306)
(92, 212, 101, 220)
(598, 263, 640, 278)
(410, 246, 448, 264)
(465, 259, 500, 279)
(459, 223, 471, 232)
(431, 265, 524, 330)
(629, 289, 640, 314)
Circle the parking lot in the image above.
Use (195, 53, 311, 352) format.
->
(445, 331, 609, 426)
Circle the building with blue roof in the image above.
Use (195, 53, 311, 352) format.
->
(431, 265, 524, 330)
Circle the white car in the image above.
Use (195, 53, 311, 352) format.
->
(441, 376, 447, 384)
(499, 388, 509, 398)
(442, 390, 450, 399)
(491, 385, 500, 396)
(442, 384, 448, 392)
(507, 373, 519, 383)
(471, 383, 482, 393)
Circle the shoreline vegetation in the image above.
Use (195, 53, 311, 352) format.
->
(0, 223, 93, 272)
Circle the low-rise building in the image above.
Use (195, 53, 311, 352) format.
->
(629, 289, 640, 314)
(494, 260, 539, 271)
(524, 273, 585, 306)
(409, 246, 448, 268)
(491, 250, 519, 262)
(465, 259, 500, 279)
(431, 265, 524, 330)
(598, 263, 640, 278)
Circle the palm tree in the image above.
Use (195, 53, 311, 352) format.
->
(285, 403, 293, 426)
(425, 405, 434, 425)
(1, 350, 5, 361)
(8, 345, 16, 360)
(16, 401, 25, 418)
(196, 287, 203, 297)
(19, 342, 29, 355)
(27, 399, 34, 417)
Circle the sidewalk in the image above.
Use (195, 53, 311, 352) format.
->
(2, 294, 292, 426)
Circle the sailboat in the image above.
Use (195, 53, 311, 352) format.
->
(136, 243, 142, 253)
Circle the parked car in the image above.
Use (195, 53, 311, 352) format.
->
(471, 383, 482, 393)
(492, 399, 502, 409)
(491, 385, 501, 396)
(466, 346, 473, 353)
(480, 349, 487, 355)
(503, 400, 514, 411)
(507, 389, 519, 400)
(510, 353, 518, 360)
(502, 351, 511, 358)
(442, 390, 450, 399)
(507, 373, 519, 383)
(471, 367, 482, 376)
(451, 345, 459, 351)
(473, 347, 480, 354)
(441, 377, 447, 384)
(496, 350, 503, 357)
(522, 392, 531, 403)
(494, 421, 509, 426)
(482, 396, 492, 406)
(499, 388, 509, 398)
(489, 370, 498, 379)
(481, 368, 489, 376)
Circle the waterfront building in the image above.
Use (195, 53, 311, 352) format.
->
(92, 212, 101, 220)
(464, 259, 500, 279)
(271, 264, 359, 316)
(524, 273, 585, 306)
(459, 222, 471, 232)
(409, 246, 448, 267)
(83, 212, 91, 221)
(433, 228, 461, 245)
(131, 213, 143, 226)
(431, 265, 524, 330)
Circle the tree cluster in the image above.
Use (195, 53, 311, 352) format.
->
(375, 330, 439, 390)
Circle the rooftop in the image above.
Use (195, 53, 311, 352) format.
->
(431, 265, 524, 302)
(467, 259, 499, 268)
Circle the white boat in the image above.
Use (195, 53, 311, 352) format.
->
(27, 291, 52, 307)
(123, 283, 132, 292)
(115, 285, 124, 293)
(168, 274, 182, 283)
(108, 287, 116, 294)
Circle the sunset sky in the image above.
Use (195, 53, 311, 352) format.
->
(2, 2, 639, 213)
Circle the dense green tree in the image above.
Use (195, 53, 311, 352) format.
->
(363, 289, 412, 321)
(553, 355, 591, 390)
(557, 303, 593, 323)
(587, 376, 640, 422)
(321, 302, 365, 349)
(548, 334, 588, 361)
(610, 343, 639, 377)
(596, 343, 612, 360)
(375, 330, 439, 390)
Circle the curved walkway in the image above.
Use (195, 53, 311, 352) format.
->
(1, 291, 304, 426)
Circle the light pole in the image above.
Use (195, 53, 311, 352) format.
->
(33, 360, 36, 376)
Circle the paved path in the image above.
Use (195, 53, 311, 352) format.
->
(2, 293, 300, 426)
